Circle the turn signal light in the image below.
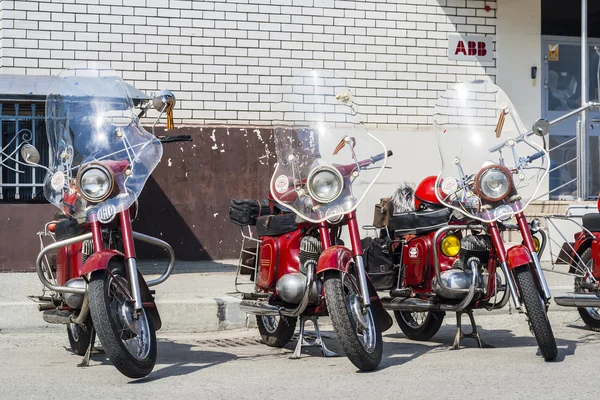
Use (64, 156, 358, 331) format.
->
(522, 236, 540, 252)
(441, 235, 461, 257)
(47, 223, 56, 233)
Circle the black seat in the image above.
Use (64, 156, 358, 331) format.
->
(583, 213, 600, 232)
(390, 208, 452, 236)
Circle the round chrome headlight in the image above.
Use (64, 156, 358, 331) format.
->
(307, 165, 344, 204)
(475, 165, 513, 202)
(76, 163, 114, 203)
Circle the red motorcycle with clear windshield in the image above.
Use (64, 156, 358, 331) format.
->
(22, 62, 190, 378)
(231, 71, 393, 371)
(373, 81, 557, 361)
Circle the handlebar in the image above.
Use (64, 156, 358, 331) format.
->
(526, 150, 545, 163)
(158, 135, 192, 143)
(370, 150, 393, 164)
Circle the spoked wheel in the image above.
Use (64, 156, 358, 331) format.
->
(324, 270, 382, 371)
(394, 310, 445, 341)
(256, 315, 297, 347)
(88, 263, 157, 379)
(67, 317, 93, 356)
(513, 265, 558, 361)
(574, 249, 600, 331)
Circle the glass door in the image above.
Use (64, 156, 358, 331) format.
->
(543, 36, 600, 199)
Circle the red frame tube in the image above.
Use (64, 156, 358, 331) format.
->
(90, 219, 103, 253)
(488, 221, 507, 263)
(119, 208, 136, 259)
(346, 211, 363, 257)
(516, 212, 536, 252)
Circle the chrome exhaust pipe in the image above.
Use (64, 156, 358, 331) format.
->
(42, 309, 75, 325)
(381, 297, 435, 312)
(239, 300, 280, 316)
(554, 293, 600, 308)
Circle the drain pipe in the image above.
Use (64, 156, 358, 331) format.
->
(578, 0, 588, 200)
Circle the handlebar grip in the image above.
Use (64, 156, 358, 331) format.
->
(527, 151, 545, 163)
(158, 135, 193, 143)
(370, 150, 393, 164)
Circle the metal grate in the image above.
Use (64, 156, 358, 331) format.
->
(0, 101, 49, 203)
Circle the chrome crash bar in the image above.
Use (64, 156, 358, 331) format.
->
(35, 231, 176, 294)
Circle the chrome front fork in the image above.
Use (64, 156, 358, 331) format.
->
(126, 258, 143, 312)
(500, 261, 522, 310)
(355, 255, 372, 308)
(531, 251, 552, 303)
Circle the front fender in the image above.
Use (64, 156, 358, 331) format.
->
(81, 250, 124, 276)
(506, 245, 533, 270)
(317, 246, 393, 332)
(316, 245, 352, 275)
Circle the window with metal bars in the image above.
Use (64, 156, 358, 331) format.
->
(0, 101, 49, 203)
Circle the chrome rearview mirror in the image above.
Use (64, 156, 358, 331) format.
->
(151, 90, 176, 132)
(152, 90, 176, 112)
(21, 144, 40, 165)
(532, 119, 550, 136)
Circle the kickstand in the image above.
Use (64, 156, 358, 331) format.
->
(77, 326, 96, 368)
(291, 316, 339, 359)
(450, 310, 494, 350)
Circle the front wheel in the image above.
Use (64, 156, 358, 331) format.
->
(324, 270, 382, 371)
(394, 311, 445, 341)
(88, 265, 157, 378)
(514, 266, 558, 361)
(256, 315, 297, 347)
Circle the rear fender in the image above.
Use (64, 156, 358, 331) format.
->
(317, 246, 393, 332)
(506, 245, 533, 270)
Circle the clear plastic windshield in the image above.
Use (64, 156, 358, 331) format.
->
(270, 71, 388, 223)
(434, 80, 549, 223)
(44, 62, 161, 221)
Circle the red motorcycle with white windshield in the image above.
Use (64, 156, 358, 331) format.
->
(22, 62, 189, 378)
(234, 72, 392, 371)
(433, 80, 557, 360)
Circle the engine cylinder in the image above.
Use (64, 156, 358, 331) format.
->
(299, 236, 321, 275)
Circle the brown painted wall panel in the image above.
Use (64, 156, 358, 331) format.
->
(0, 126, 275, 271)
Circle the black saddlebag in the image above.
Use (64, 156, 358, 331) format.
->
(229, 199, 270, 226)
(390, 208, 452, 236)
(256, 213, 297, 237)
(362, 236, 396, 291)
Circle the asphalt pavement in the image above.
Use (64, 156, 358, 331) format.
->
(0, 311, 598, 400)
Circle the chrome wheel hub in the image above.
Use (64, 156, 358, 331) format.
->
(261, 316, 279, 333)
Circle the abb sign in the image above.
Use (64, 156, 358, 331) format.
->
(448, 34, 493, 62)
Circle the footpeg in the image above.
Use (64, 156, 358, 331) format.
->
(291, 316, 339, 359)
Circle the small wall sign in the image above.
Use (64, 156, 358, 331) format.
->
(448, 34, 494, 63)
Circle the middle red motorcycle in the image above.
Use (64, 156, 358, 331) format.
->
(364, 80, 558, 361)
(230, 71, 393, 371)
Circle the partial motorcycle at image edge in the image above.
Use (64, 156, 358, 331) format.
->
(551, 195, 600, 328)
(229, 71, 393, 371)
(362, 80, 558, 361)
(21, 62, 191, 379)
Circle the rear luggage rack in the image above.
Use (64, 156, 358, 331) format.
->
(232, 225, 261, 296)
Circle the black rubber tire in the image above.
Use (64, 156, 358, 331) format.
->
(323, 270, 383, 371)
(574, 249, 600, 331)
(394, 311, 445, 341)
(88, 267, 157, 379)
(514, 266, 558, 361)
(256, 315, 297, 347)
(67, 318, 93, 356)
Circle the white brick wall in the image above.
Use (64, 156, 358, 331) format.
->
(0, 0, 497, 128)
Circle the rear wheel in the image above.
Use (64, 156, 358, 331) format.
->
(324, 270, 382, 371)
(88, 263, 157, 378)
(574, 249, 600, 331)
(256, 315, 297, 347)
(67, 317, 93, 356)
(514, 265, 558, 361)
(394, 311, 445, 341)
